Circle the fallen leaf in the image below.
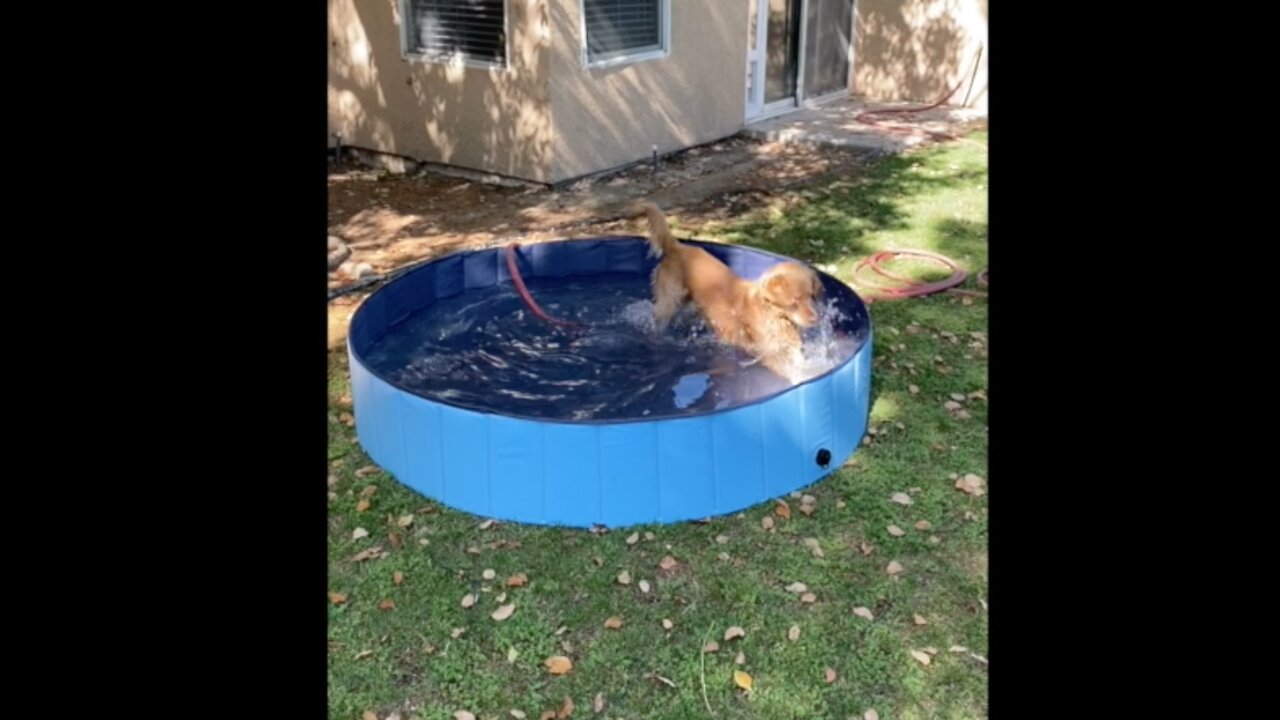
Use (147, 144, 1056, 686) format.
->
(350, 547, 382, 563)
(914, 520, 932, 531)
(355, 650, 373, 660)
(557, 695, 574, 719)
(393, 571, 404, 586)
(887, 561, 904, 575)
(644, 532, 656, 541)
(451, 628, 466, 639)
(955, 409, 971, 419)
(775, 500, 792, 519)
(379, 599, 395, 610)
(703, 641, 720, 653)
(890, 492, 913, 506)
(496, 592, 508, 603)
(603, 616, 623, 629)
(339, 411, 356, 426)
(363, 713, 377, 720)
(888, 525, 905, 537)
(356, 499, 371, 513)
(479, 519, 496, 530)
(910, 650, 932, 666)
(724, 626, 746, 641)
(539, 713, 556, 720)
(949, 645, 969, 653)
(352, 527, 370, 540)
(716, 534, 729, 544)
(944, 400, 962, 411)
(461, 594, 477, 609)
(836, 499, 847, 508)
(386, 713, 400, 720)
(491, 603, 516, 621)
(718, 552, 731, 561)
(923, 646, 939, 655)
(788, 625, 801, 641)
(591, 556, 603, 567)
(798, 503, 816, 517)
(555, 626, 568, 635)
(511, 712, 527, 719)
(865, 710, 880, 720)
(853, 607, 874, 620)
(825, 667, 837, 683)
(508, 647, 520, 663)
(735, 651, 745, 665)
(507, 573, 529, 587)
(913, 613, 929, 626)
(545, 656, 573, 674)
(482, 569, 496, 581)
(761, 516, 775, 531)
(785, 582, 808, 594)
(639, 580, 651, 593)
(658, 555, 678, 571)
(454, 712, 476, 720)
(652, 674, 676, 688)
(561, 640, 574, 653)
(803, 538, 824, 557)
(593, 692, 605, 713)
(626, 532, 639, 545)
(616, 571, 632, 585)
(733, 670, 753, 691)
(801, 592, 817, 604)
(357, 466, 379, 478)
(397, 514, 414, 528)
(956, 473, 986, 496)
(859, 541, 874, 556)
(908, 384, 920, 394)
(662, 618, 673, 630)
(329, 592, 348, 605)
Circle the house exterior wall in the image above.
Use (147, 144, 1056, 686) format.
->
(853, 0, 987, 110)
(328, 0, 554, 182)
(544, 1, 749, 183)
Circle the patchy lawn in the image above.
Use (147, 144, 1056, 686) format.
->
(327, 131, 988, 720)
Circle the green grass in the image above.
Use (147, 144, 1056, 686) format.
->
(327, 131, 988, 720)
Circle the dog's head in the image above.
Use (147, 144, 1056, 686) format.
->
(759, 262, 822, 328)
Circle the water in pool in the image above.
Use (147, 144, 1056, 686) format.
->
(362, 273, 864, 421)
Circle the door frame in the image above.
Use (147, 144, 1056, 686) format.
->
(746, 0, 856, 122)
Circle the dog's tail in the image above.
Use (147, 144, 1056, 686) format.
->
(636, 202, 678, 258)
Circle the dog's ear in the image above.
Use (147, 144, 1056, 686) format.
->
(764, 272, 788, 299)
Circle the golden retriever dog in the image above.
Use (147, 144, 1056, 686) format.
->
(637, 202, 822, 383)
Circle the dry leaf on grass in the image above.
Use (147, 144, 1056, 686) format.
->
(859, 541, 874, 556)
(865, 711, 880, 720)
(733, 670, 753, 691)
(511, 711, 527, 719)
(761, 516, 775, 531)
(910, 650, 932, 666)
(378, 599, 395, 610)
(545, 656, 573, 674)
(396, 514, 414, 528)
(329, 592, 348, 605)
(603, 616, 623, 629)
(339, 411, 356, 426)
(644, 532, 655, 541)
(593, 692, 605, 713)
(451, 628, 466, 638)
(735, 651, 745, 665)
(890, 492, 913, 506)
(491, 603, 516, 621)
(853, 607, 874, 620)
(658, 555, 678, 571)
(508, 647, 520, 663)
(801, 592, 817, 604)
(356, 466, 379, 478)
(454, 712, 476, 720)
(774, 500, 791, 519)
(703, 641, 720, 653)
(888, 525, 905, 537)
(803, 538, 824, 557)
(356, 499, 371, 513)
(393, 571, 404, 586)
(785, 582, 808, 594)
(956, 473, 986, 495)
(914, 520, 932, 531)
(788, 625, 801, 641)
(639, 580, 651, 593)
(886, 561, 904, 575)
(825, 667, 837, 683)
(477, 519, 496, 530)
(913, 614, 929, 626)
(362, 713, 377, 720)
(616, 571, 632, 585)
(662, 618, 673, 629)
(352, 527, 370, 540)
(350, 547, 383, 563)
(716, 534, 729, 544)
(355, 650, 373, 660)
(908, 384, 920, 394)
(461, 594, 477, 609)
(626, 532, 639, 545)
(944, 401, 962, 411)
(539, 713, 556, 720)
(724, 626, 745, 641)
(557, 695, 574, 719)
(507, 573, 528, 587)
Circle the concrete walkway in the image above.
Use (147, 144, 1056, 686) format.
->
(742, 96, 986, 152)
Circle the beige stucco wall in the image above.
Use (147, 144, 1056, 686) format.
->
(544, 1, 748, 183)
(853, 0, 987, 110)
(328, 0, 554, 182)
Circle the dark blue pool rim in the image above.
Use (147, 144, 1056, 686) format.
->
(347, 236, 873, 425)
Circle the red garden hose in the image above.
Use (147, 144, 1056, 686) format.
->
(855, 45, 984, 142)
(505, 242, 586, 329)
(851, 249, 987, 303)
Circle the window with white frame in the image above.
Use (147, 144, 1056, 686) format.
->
(582, 0, 669, 66)
(403, 0, 507, 66)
